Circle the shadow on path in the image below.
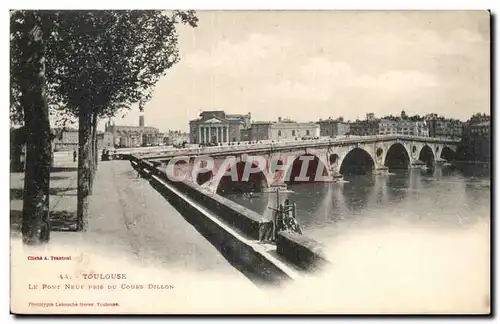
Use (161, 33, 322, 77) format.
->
(50, 175, 72, 181)
(10, 210, 78, 233)
(10, 188, 77, 200)
(51, 166, 78, 172)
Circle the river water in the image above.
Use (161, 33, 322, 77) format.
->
(223, 164, 491, 245)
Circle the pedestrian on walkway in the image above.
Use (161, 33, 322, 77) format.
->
(73, 150, 77, 162)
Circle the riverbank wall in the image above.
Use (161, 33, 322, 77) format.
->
(129, 156, 329, 283)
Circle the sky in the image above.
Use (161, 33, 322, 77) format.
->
(100, 10, 490, 132)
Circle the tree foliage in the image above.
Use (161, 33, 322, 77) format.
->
(11, 10, 198, 122)
(467, 112, 490, 124)
(46, 10, 198, 120)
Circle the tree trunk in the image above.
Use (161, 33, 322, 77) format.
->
(93, 113, 98, 171)
(77, 108, 92, 231)
(20, 13, 51, 245)
(90, 111, 99, 192)
(88, 111, 97, 195)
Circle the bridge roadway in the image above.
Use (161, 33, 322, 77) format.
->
(130, 135, 460, 161)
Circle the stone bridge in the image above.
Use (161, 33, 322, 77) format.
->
(143, 135, 459, 194)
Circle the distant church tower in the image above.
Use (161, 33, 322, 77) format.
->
(139, 115, 145, 127)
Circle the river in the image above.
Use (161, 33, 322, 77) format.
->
(223, 164, 491, 245)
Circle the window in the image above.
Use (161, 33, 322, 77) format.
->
(278, 130, 282, 136)
(306, 130, 310, 136)
(292, 130, 296, 136)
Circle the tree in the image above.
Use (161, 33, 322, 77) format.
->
(45, 11, 198, 230)
(468, 112, 490, 124)
(11, 10, 198, 241)
(10, 11, 55, 244)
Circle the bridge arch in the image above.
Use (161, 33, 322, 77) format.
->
(384, 143, 410, 171)
(285, 153, 329, 184)
(194, 158, 213, 185)
(418, 145, 435, 168)
(339, 148, 375, 176)
(196, 172, 213, 185)
(440, 146, 455, 161)
(215, 161, 270, 194)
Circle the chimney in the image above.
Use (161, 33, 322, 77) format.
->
(139, 115, 145, 127)
(278, 117, 282, 122)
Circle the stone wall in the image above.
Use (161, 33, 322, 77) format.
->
(276, 231, 329, 272)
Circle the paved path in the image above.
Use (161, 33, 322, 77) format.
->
(86, 160, 252, 279)
(11, 157, 252, 283)
(10, 157, 78, 233)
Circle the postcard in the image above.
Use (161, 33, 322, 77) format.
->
(10, 10, 491, 314)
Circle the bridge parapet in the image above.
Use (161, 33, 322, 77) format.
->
(140, 135, 459, 161)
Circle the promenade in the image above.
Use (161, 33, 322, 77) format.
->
(10, 155, 252, 282)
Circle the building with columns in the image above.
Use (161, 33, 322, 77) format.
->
(189, 111, 251, 144)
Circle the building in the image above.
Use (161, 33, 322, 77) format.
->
(317, 118, 350, 137)
(461, 120, 490, 162)
(164, 130, 189, 146)
(97, 132, 114, 150)
(470, 121, 490, 137)
(52, 127, 79, 151)
(105, 115, 162, 148)
(425, 114, 463, 139)
(425, 114, 438, 137)
(189, 111, 252, 144)
(435, 119, 463, 139)
(249, 117, 320, 142)
(414, 121, 429, 137)
(378, 119, 396, 135)
(348, 119, 380, 136)
(51, 127, 122, 151)
(240, 128, 251, 142)
(379, 119, 429, 136)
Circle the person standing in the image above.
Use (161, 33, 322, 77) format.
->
(73, 150, 77, 162)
